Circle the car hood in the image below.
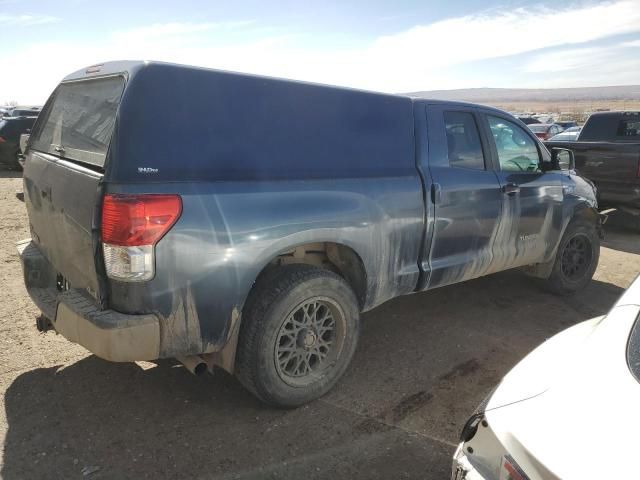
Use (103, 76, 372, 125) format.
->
(485, 278, 640, 479)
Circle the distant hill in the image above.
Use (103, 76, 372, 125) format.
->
(406, 85, 640, 102)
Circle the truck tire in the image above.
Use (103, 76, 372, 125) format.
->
(545, 220, 600, 295)
(235, 264, 360, 407)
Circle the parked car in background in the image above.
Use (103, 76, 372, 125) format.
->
(556, 120, 578, 129)
(0, 115, 37, 169)
(533, 115, 555, 124)
(547, 111, 640, 215)
(17, 132, 31, 168)
(19, 61, 601, 407)
(517, 116, 541, 125)
(528, 123, 564, 141)
(548, 126, 582, 142)
(452, 274, 640, 480)
(2, 106, 41, 118)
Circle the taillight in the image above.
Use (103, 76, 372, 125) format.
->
(0, 136, 6, 143)
(101, 194, 182, 282)
(501, 454, 529, 480)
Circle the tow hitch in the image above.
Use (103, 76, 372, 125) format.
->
(36, 314, 53, 332)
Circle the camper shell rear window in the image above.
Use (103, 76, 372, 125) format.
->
(31, 75, 125, 168)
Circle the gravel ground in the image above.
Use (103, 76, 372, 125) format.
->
(0, 170, 638, 479)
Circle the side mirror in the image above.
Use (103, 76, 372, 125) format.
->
(551, 148, 575, 171)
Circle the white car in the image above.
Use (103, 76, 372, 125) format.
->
(452, 274, 640, 480)
(548, 127, 582, 142)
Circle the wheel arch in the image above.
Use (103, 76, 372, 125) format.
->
(205, 239, 369, 374)
(524, 203, 601, 279)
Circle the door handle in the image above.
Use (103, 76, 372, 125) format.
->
(502, 183, 520, 195)
(431, 183, 442, 204)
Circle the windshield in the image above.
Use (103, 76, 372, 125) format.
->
(528, 124, 549, 133)
(30, 76, 125, 168)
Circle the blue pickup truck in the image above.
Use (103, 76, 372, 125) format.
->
(18, 61, 601, 406)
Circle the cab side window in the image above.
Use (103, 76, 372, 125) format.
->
(488, 115, 541, 172)
(444, 111, 485, 170)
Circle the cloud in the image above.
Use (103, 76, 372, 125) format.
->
(3, 0, 640, 103)
(521, 42, 640, 87)
(110, 21, 255, 43)
(0, 14, 60, 26)
(369, 0, 640, 68)
(524, 47, 611, 73)
(621, 39, 640, 47)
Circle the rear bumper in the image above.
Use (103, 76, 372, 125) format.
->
(17, 239, 160, 362)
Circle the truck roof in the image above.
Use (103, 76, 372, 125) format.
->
(61, 60, 509, 115)
(587, 111, 640, 118)
(62, 60, 406, 101)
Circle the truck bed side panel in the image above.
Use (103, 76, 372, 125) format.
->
(106, 177, 424, 356)
(100, 63, 425, 356)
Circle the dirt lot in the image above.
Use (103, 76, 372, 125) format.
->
(0, 170, 638, 479)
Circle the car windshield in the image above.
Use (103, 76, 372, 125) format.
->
(528, 124, 549, 133)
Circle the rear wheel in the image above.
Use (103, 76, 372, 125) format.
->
(235, 264, 360, 407)
(546, 221, 599, 295)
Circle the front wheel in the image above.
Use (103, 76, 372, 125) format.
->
(545, 221, 600, 295)
(235, 264, 360, 407)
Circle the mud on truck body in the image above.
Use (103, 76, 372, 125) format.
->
(19, 61, 602, 406)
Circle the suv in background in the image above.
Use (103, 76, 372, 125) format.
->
(0, 116, 37, 169)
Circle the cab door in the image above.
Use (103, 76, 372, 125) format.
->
(420, 104, 503, 290)
(478, 112, 564, 271)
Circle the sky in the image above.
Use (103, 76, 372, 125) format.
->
(1, 0, 640, 104)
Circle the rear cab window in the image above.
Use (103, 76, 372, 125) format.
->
(30, 76, 125, 168)
(579, 114, 618, 142)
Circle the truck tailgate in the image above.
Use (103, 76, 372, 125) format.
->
(23, 151, 103, 298)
